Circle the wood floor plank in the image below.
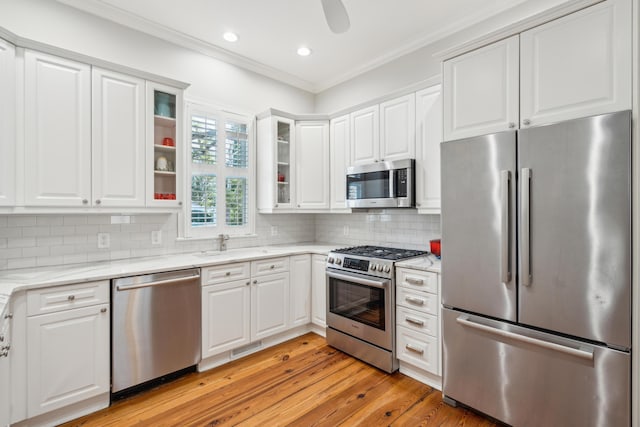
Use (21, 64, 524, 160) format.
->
(62, 333, 498, 427)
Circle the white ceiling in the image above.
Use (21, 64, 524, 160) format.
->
(59, 0, 561, 93)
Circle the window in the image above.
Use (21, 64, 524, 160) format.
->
(184, 103, 254, 238)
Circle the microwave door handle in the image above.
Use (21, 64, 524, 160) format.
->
(389, 169, 395, 199)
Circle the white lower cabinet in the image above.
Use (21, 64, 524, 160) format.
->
(396, 267, 441, 380)
(26, 282, 110, 418)
(289, 254, 311, 327)
(201, 279, 251, 358)
(311, 254, 327, 328)
(202, 257, 294, 359)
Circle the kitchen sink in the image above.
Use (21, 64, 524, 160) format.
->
(193, 251, 221, 258)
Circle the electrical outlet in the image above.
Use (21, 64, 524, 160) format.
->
(343, 225, 349, 236)
(271, 226, 278, 236)
(151, 230, 162, 245)
(97, 233, 110, 249)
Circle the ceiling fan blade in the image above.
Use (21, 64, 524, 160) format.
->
(321, 0, 350, 34)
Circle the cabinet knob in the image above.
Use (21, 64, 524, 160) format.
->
(246, 281, 250, 286)
(297, 204, 300, 208)
(225, 272, 231, 276)
(178, 201, 183, 206)
(4, 313, 12, 319)
(508, 122, 516, 129)
(275, 204, 279, 208)
(0, 334, 4, 342)
(253, 280, 258, 284)
(100, 307, 107, 313)
(68, 295, 75, 301)
(270, 265, 275, 269)
(95, 199, 101, 205)
(82, 199, 88, 205)
(523, 119, 531, 126)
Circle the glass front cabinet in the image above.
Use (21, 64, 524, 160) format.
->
(146, 82, 184, 207)
(257, 114, 296, 212)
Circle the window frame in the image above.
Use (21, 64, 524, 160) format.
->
(181, 101, 256, 239)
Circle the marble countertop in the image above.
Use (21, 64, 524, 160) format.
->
(395, 254, 441, 273)
(0, 243, 335, 299)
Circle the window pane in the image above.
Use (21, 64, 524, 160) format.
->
(225, 121, 248, 168)
(225, 177, 247, 226)
(192, 115, 217, 164)
(191, 175, 216, 226)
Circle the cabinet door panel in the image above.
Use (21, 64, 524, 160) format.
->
(202, 281, 251, 358)
(289, 254, 311, 327)
(330, 114, 350, 211)
(350, 105, 379, 165)
(380, 94, 415, 161)
(520, 0, 631, 127)
(92, 68, 145, 207)
(296, 121, 329, 209)
(27, 304, 109, 416)
(443, 36, 519, 141)
(251, 273, 289, 340)
(0, 39, 15, 206)
(311, 255, 327, 327)
(415, 85, 442, 213)
(24, 51, 91, 206)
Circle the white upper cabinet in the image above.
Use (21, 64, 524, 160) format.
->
(350, 105, 379, 165)
(295, 121, 330, 210)
(0, 39, 15, 207)
(92, 68, 145, 207)
(24, 50, 92, 206)
(257, 115, 296, 212)
(329, 114, 350, 211)
(146, 81, 184, 208)
(380, 93, 416, 161)
(415, 85, 442, 214)
(519, 0, 631, 127)
(443, 36, 519, 141)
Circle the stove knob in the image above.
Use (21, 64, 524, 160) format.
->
(372, 264, 379, 272)
(383, 265, 391, 273)
(335, 258, 342, 265)
(327, 257, 335, 264)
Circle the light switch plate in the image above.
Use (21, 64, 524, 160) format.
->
(151, 230, 162, 245)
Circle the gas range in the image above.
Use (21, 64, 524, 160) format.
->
(326, 245, 428, 279)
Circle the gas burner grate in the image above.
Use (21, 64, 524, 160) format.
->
(332, 245, 427, 260)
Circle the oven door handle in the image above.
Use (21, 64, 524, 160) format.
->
(326, 270, 390, 289)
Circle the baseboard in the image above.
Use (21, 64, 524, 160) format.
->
(399, 361, 442, 390)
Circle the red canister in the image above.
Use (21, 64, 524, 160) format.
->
(430, 239, 441, 257)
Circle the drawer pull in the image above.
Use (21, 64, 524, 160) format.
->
(100, 308, 107, 313)
(225, 272, 231, 276)
(405, 344, 424, 355)
(406, 277, 424, 285)
(4, 313, 12, 319)
(405, 316, 424, 327)
(68, 295, 75, 301)
(270, 265, 275, 269)
(405, 296, 424, 305)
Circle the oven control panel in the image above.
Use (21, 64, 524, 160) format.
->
(327, 253, 394, 279)
(343, 257, 369, 272)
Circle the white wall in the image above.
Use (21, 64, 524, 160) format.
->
(0, 0, 314, 114)
(314, 0, 583, 113)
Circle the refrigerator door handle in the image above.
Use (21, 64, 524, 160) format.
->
(521, 168, 532, 286)
(456, 315, 594, 361)
(500, 170, 512, 283)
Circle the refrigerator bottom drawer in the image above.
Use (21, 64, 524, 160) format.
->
(442, 308, 630, 427)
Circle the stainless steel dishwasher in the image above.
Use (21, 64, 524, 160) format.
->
(112, 268, 201, 395)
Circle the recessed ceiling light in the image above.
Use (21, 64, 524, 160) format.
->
(297, 47, 312, 57)
(223, 32, 238, 42)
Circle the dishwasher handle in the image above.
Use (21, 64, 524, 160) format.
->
(115, 270, 200, 292)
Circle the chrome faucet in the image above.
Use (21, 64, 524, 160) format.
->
(218, 234, 230, 251)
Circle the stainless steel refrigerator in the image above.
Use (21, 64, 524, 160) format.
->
(441, 110, 631, 427)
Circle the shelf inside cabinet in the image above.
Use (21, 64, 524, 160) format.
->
(277, 181, 289, 185)
(154, 170, 176, 176)
(277, 139, 289, 144)
(277, 161, 289, 166)
(154, 144, 177, 152)
(154, 115, 177, 127)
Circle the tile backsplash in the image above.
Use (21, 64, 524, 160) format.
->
(0, 211, 440, 271)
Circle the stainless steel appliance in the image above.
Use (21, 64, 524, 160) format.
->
(326, 246, 427, 372)
(441, 111, 631, 426)
(112, 268, 201, 395)
(346, 159, 415, 208)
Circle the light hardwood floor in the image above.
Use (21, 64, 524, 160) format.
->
(63, 333, 497, 426)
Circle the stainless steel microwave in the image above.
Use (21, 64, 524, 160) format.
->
(346, 159, 415, 208)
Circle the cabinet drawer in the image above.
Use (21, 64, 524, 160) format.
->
(202, 262, 250, 285)
(251, 257, 289, 277)
(396, 325, 439, 375)
(397, 287, 438, 315)
(397, 268, 437, 294)
(27, 281, 109, 316)
(396, 306, 438, 337)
